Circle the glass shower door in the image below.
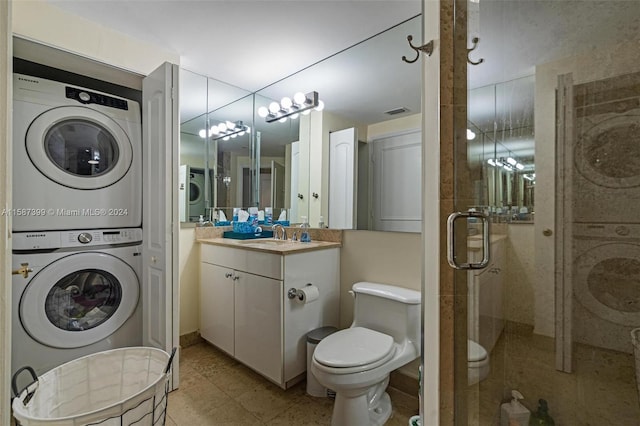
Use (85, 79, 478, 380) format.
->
(454, 0, 640, 424)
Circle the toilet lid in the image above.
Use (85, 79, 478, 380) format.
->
(468, 340, 487, 362)
(314, 327, 395, 368)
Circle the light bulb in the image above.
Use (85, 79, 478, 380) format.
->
(293, 92, 306, 105)
(210, 126, 219, 135)
(208, 128, 214, 137)
(218, 123, 227, 132)
(281, 97, 292, 109)
(302, 109, 312, 115)
(226, 120, 236, 130)
(239, 131, 246, 136)
(258, 106, 269, 118)
(487, 159, 496, 166)
(279, 117, 287, 123)
(507, 157, 517, 165)
(245, 126, 251, 133)
(198, 129, 206, 138)
(516, 163, 525, 170)
(223, 136, 230, 141)
(269, 102, 280, 113)
(231, 133, 237, 138)
(290, 113, 299, 120)
(466, 129, 476, 140)
(314, 100, 325, 112)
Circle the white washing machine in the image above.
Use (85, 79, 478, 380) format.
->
(189, 168, 206, 221)
(572, 223, 640, 353)
(572, 71, 640, 223)
(12, 74, 141, 231)
(11, 228, 143, 377)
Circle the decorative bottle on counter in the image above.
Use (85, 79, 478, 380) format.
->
(300, 216, 311, 242)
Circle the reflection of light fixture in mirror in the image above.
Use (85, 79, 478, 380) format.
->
(466, 129, 476, 140)
(487, 156, 527, 171)
(258, 91, 323, 123)
(199, 120, 250, 141)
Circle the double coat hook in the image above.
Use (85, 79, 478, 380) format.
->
(402, 35, 434, 63)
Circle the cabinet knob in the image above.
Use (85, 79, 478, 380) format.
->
(232, 275, 240, 281)
(225, 272, 233, 279)
(543, 228, 553, 237)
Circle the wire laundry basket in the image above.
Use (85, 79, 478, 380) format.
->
(12, 346, 176, 426)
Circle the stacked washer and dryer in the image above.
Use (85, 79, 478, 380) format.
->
(11, 74, 144, 376)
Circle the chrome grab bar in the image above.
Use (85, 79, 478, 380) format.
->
(446, 212, 490, 270)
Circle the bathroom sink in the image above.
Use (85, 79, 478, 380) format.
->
(238, 239, 293, 245)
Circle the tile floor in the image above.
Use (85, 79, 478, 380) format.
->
(468, 322, 640, 425)
(166, 342, 418, 425)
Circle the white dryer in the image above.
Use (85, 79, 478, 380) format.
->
(572, 71, 640, 223)
(12, 74, 141, 231)
(572, 223, 640, 353)
(11, 228, 143, 377)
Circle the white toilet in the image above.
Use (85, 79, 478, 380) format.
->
(467, 339, 490, 386)
(311, 282, 421, 426)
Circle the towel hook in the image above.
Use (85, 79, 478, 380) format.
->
(467, 37, 484, 66)
(402, 35, 434, 64)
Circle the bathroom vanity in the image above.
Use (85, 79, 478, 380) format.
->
(198, 238, 340, 388)
(468, 234, 507, 354)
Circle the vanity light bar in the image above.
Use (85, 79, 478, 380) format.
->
(486, 157, 526, 171)
(258, 91, 324, 123)
(198, 120, 250, 141)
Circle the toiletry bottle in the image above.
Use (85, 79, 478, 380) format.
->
(197, 215, 205, 227)
(265, 207, 273, 225)
(529, 399, 554, 426)
(300, 215, 311, 242)
(500, 390, 530, 426)
(318, 215, 325, 228)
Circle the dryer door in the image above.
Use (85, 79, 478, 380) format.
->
(574, 242, 640, 326)
(25, 106, 133, 189)
(20, 252, 139, 348)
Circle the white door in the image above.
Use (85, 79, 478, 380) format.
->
(372, 130, 422, 232)
(142, 62, 179, 388)
(271, 160, 286, 210)
(329, 128, 358, 229)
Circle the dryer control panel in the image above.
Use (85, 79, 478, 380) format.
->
(13, 228, 143, 250)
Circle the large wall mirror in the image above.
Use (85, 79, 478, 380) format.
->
(467, 75, 535, 221)
(179, 70, 252, 223)
(179, 14, 424, 232)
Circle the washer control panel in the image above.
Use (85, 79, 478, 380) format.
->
(13, 228, 143, 250)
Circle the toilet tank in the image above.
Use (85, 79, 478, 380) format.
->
(351, 282, 421, 345)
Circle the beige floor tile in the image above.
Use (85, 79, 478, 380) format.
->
(235, 382, 306, 423)
(266, 399, 333, 425)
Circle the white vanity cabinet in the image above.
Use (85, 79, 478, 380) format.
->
(468, 235, 506, 353)
(199, 242, 340, 388)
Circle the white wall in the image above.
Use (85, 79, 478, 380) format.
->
(1, 1, 12, 423)
(179, 227, 200, 335)
(505, 224, 535, 326)
(12, 0, 179, 76)
(367, 112, 421, 141)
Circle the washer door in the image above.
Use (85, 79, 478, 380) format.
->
(575, 115, 640, 189)
(26, 106, 133, 189)
(574, 242, 640, 326)
(20, 252, 139, 348)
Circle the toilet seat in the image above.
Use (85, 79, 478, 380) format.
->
(468, 340, 487, 363)
(314, 327, 396, 374)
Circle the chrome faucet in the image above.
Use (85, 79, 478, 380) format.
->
(273, 224, 288, 240)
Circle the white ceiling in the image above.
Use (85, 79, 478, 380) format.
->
(47, 0, 422, 92)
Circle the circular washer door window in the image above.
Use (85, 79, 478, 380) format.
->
(20, 252, 139, 348)
(26, 106, 133, 189)
(574, 115, 640, 189)
(574, 242, 640, 326)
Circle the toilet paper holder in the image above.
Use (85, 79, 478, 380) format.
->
(287, 283, 313, 300)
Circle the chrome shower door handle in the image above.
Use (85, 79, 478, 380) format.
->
(446, 211, 490, 270)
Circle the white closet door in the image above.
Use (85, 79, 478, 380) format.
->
(290, 141, 300, 222)
(142, 62, 180, 388)
(329, 128, 357, 229)
(372, 130, 422, 232)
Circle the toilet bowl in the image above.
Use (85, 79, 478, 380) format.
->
(468, 339, 490, 386)
(310, 282, 421, 426)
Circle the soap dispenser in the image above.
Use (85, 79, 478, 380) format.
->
(300, 215, 311, 242)
(529, 399, 555, 426)
(500, 390, 530, 426)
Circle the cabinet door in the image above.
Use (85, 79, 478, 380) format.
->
(234, 272, 283, 384)
(200, 262, 234, 356)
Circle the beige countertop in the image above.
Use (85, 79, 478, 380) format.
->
(197, 237, 342, 254)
